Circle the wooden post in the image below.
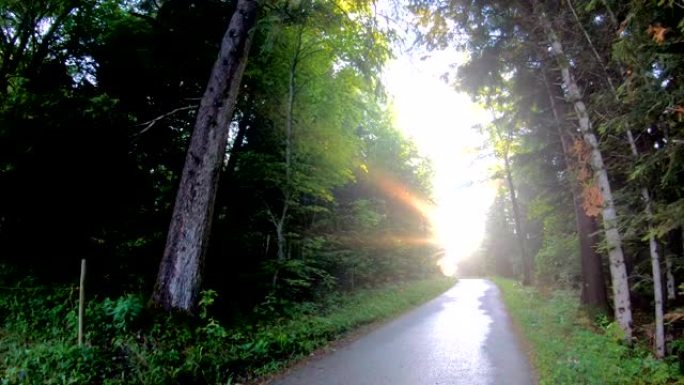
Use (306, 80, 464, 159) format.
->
(78, 258, 86, 346)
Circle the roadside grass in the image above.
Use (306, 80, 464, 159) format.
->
(0, 276, 455, 384)
(493, 277, 683, 385)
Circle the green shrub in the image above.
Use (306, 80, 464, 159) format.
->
(2, 343, 102, 385)
(102, 295, 143, 332)
(0, 277, 455, 384)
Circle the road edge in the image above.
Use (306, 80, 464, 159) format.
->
(489, 278, 540, 385)
(248, 277, 457, 385)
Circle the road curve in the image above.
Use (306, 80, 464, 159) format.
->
(269, 279, 534, 385)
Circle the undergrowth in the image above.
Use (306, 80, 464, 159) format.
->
(493, 277, 683, 385)
(0, 276, 455, 384)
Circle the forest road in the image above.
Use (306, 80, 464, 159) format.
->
(269, 279, 534, 385)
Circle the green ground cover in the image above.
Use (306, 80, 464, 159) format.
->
(493, 277, 683, 385)
(0, 276, 455, 384)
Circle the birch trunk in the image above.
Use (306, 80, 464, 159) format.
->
(540, 11, 633, 339)
(628, 138, 665, 357)
(542, 71, 608, 313)
(648, 220, 666, 357)
(152, 0, 258, 312)
(566, 0, 663, 353)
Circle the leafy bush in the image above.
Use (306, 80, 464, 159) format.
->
(0, 277, 455, 384)
(102, 294, 144, 332)
(2, 343, 102, 385)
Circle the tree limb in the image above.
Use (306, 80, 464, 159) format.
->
(134, 105, 197, 135)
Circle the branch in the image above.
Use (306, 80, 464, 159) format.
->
(129, 11, 162, 28)
(134, 105, 197, 135)
(263, 200, 284, 229)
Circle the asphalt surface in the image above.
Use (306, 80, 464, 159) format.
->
(270, 279, 534, 385)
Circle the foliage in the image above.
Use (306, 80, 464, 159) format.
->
(493, 278, 683, 385)
(531, 199, 581, 289)
(0, 0, 447, 381)
(0, 0, 437, 313)
(0, 276, 455, 384)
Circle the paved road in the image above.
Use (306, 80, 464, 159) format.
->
(270, 279, 534, 385)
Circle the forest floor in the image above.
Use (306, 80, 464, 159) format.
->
(267, 278, 534, 385)
(493, 277, 683, 385)
(0, 275, 455, 384)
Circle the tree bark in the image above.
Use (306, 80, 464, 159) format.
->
(665, 229, 680, 301)
(666, 251, 676, 301)
(627, 136, 665, 356)
(539, 9, 633, 340)
(542, 71, 609, 314)
(503, 148, 531, 285)
(565, 0, 663, 353)
(575, 192, 609, 312)
(152, 0, 258, 312)
(647, 214, 666, 357)
(271, 27, 303, 288)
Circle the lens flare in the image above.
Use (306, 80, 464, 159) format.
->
(368, 170, 495, 277)
(374, 173, 437, 222)
(371, 171, 462, 276)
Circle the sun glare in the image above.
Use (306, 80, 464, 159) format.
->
(374, 172, 436, 220)
(383, 50, 496, 277)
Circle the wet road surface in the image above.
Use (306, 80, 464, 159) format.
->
(270, 279, 534, 385)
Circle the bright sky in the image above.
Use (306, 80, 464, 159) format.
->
(382, 49, 497, 275)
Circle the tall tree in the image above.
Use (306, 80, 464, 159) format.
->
(535, 4, 633, 339)
(152, 0, 258, 311)
(409, 0, 634, 337)
(542, 71, 608, 313)
(565, 0, 665, 352)
(489, 115, 532, 284)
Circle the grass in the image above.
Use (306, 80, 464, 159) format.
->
(493, 277, 683, 385)
(0, 276, 455, 384)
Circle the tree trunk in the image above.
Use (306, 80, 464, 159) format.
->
(576, 194, 609, 312)
(627, 134, 665, 356)
(542, 70, 609, 314)
(271, 27, 303, 288)
(666, 252, 676, 301)
(152, 0, 258, 312)
(566, 0, 662, 351)
(665, 229, 680, 301)
(647, 214, 666, 357)
(539, 10, 633, 340)
(0, 2, 78, 95)
(503, 149, 531, 285)
(272, 212, 287, 287)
